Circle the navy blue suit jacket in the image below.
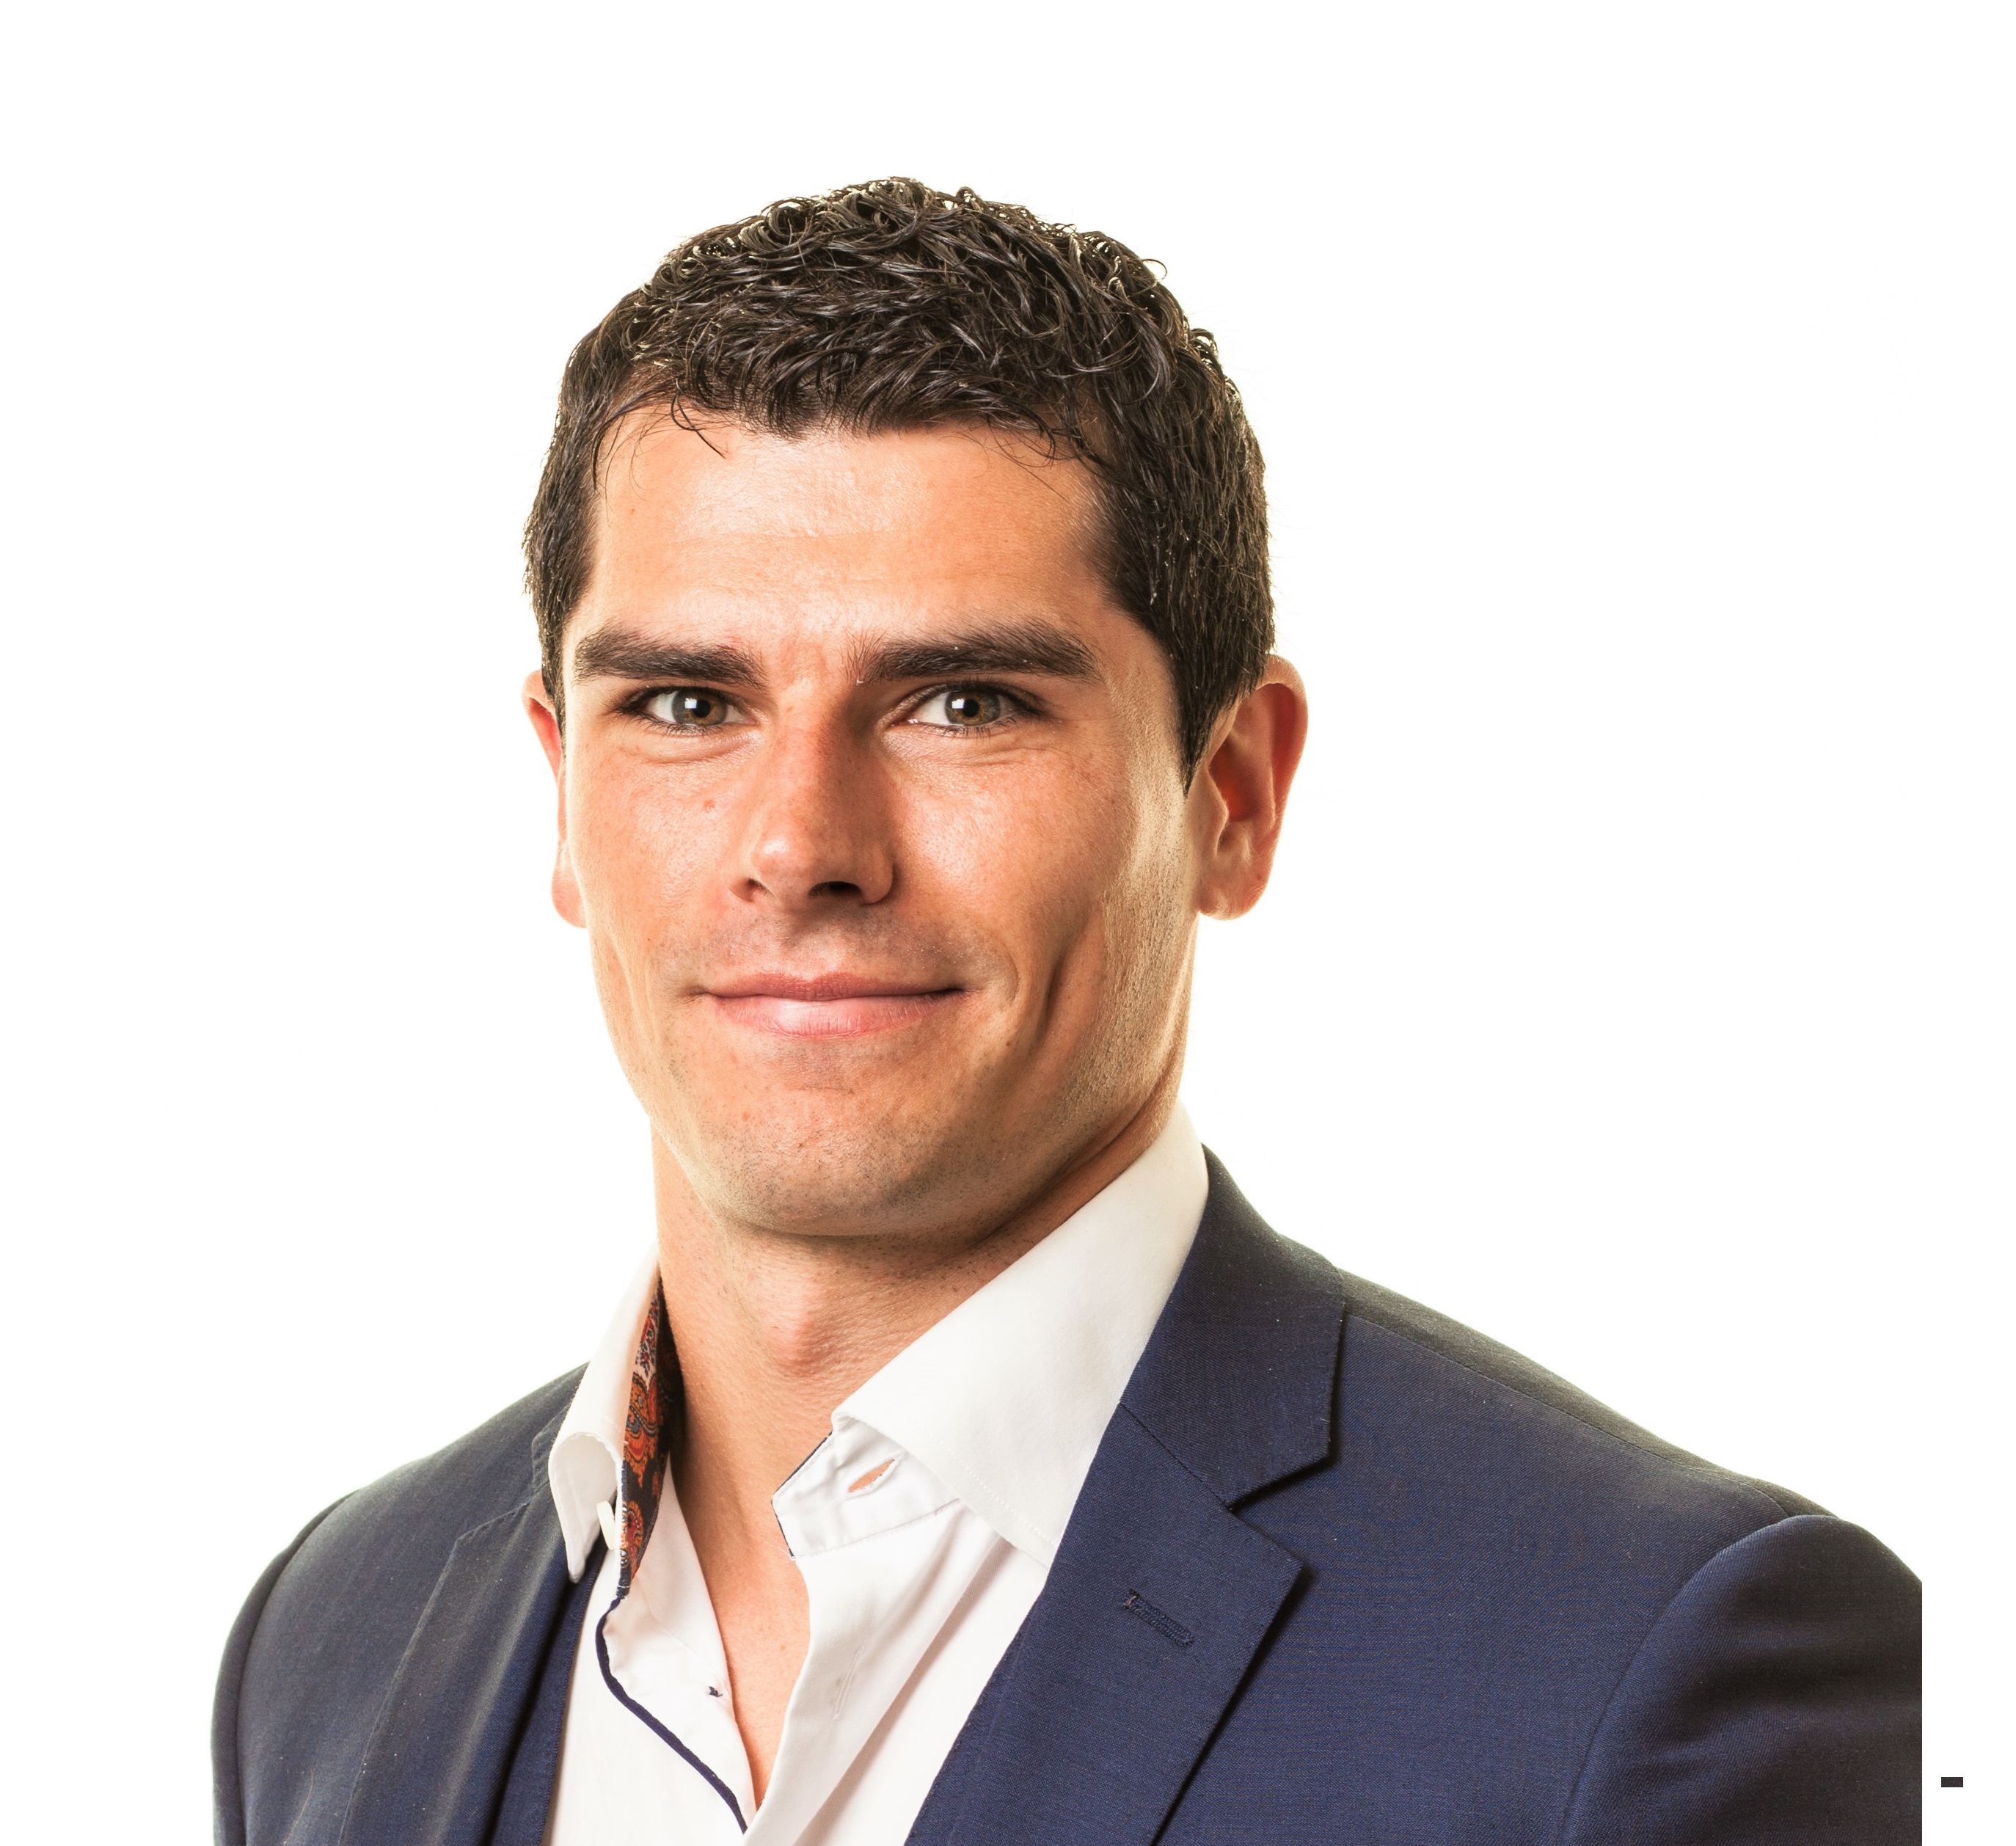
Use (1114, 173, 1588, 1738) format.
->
(216, 1159, 1920, 1843)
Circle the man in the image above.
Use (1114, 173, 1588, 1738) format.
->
(214, 178, 1919, 1846)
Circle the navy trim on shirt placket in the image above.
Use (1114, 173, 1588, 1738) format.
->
(594, 1605, 750, 1833)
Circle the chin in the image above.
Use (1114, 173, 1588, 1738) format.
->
(672, 1090, 1020, 1238)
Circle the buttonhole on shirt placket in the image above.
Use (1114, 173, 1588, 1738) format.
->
(847, 1457, 896, 1495)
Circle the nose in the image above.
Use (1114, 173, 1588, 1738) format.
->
(734, 719, 895, 909)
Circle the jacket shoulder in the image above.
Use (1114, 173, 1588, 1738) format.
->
(1334, 1268, 1825, 1518)
(216, 1370, 583, 1846)
(309, 1366, 583, 1558)
(1159, 1175, 1909, 1842)
(1562, 1513, 1921, 1844)
(251, 1365, 581, 1659)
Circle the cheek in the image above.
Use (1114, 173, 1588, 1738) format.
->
(566, 757, 720, 949)
(911, 749, 1168, 992)
(1084, 743, 1196, 996)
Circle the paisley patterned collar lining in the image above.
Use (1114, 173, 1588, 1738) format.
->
(615, 1281, 676, 1598)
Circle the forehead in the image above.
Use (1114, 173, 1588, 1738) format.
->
(579, 415, 1111, 651)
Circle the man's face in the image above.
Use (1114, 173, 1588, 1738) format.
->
(531, 417, 1230, 1246)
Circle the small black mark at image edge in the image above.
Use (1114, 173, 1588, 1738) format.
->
(1940, 1775, 1964, 1788)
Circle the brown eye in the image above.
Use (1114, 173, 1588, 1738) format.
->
(918, 687, 1006, 729)
(644, 687, 738, 729)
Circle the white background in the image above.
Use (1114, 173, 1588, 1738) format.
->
(2, 2, 2008, 1837)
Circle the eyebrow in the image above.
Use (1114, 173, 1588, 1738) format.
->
(570, 630, 764, 687)
(571, 619, 1100, 689)
(849, 620, 1099, 685)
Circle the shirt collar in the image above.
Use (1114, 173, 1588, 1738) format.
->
(547, 1103, 1208, 1582)
(840, 1104, 1205, 1564)
(547, 1250, 669, 1584)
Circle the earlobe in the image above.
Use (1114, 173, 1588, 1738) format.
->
(524, 669, 585, 929)
(552, 841, 585, 928)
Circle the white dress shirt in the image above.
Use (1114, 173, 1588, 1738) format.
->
(542, 1105, 1208, 1845)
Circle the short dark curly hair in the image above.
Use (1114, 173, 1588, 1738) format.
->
(525, 177, 1271, 777)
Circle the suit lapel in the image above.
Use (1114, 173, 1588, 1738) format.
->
(910, 1409, 1305, 1846)
(909, 1155, 1347, 1846)
(337, 1484, 578, 1846)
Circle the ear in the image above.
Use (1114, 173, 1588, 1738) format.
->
(1189, 657, 1310, 920)
(523, 670, 585, 928)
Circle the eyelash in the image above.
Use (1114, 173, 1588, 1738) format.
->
(627, 686, 743, 731)
(905, 682, 1029, 732)
(622, 682, 1032, 734)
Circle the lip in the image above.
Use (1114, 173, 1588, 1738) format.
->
(700, 973, 965, 1038)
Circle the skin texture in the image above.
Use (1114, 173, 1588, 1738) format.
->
(526, 417, 1306, 1800)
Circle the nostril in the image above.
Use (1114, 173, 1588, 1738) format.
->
(809, 880, 864, 899)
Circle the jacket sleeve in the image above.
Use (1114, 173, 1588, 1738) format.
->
(213, 1502, 348, 1846)
(1560, 1511, 1920, 1845)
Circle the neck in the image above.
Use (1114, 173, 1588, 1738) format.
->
(649, 1064, 1180, 1801)
(654, 1065, 1181, 1522)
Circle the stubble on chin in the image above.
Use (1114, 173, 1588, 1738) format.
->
(651, 1017, 1032, 1245)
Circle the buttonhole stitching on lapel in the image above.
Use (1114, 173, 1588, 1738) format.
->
(1122, 1591, 1194, 1647)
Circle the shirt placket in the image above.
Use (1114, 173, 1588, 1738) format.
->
(745, 1426, 963, 1841)
(594, 1284, 756, 1832)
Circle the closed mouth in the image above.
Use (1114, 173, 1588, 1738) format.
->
(699, 976, 965, 1038)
